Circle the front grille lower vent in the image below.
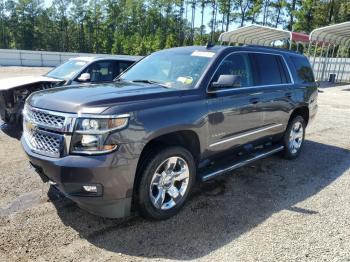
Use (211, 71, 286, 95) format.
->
(24, 127, 62, 158)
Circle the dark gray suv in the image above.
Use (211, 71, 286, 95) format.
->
(21, 45, 318, 220)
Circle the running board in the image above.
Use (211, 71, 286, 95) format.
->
(201, 145, 284, 182)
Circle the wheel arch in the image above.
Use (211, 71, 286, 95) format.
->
(289, 106, 309, 126)
(131, 129, 201, 211)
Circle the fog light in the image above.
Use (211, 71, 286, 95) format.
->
(82, 185, 98, 193)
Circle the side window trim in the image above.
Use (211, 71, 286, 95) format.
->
(207, 51, 295, 93)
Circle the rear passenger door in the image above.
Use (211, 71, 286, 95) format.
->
(250, 53, 292, 135)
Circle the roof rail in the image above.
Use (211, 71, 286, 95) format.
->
(243, 44, 300, 54)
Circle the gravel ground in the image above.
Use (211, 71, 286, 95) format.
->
(0, 67, 350, 261)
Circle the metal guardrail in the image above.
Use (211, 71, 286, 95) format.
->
(0, 49, 141, 67)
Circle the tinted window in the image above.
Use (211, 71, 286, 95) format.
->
(276, 56, 291, 84)
(290, 56, 315, 83)
(115, 61, 134, 77)
(253, 53, 285, 85)
(212, 53, 253, 87)
(81, 60, 115, 82)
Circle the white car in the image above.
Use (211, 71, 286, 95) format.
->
(0, 56, 140, 124)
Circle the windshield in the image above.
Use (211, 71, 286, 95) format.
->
(46, 60, 88, 80)
(119, 49, 215, 89)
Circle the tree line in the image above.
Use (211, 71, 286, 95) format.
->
(0, 0, 349, 56)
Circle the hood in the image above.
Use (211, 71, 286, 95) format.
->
(0, 76, 63, 91)
(27, 81, 184, 114)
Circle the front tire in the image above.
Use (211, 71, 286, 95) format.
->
(137, 146, 195, 220)
(281, 115, 306, 159)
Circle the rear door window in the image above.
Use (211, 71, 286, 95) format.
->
(252, 53, 288, 85)
(290, 56, 315, 83)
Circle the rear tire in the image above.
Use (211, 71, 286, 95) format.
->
(281, 115, 306, 159)
(137, 146, 195, 220)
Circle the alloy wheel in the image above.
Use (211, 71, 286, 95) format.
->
(288, 121, 304, 154)
(149, 156, 190, 210)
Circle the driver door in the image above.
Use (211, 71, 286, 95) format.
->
(206, 52, 265, 153)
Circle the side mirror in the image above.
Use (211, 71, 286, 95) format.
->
(211, 75, 242, 89)
(77, 73, 91, 82)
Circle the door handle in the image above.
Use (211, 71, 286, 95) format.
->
(285, 92, 292, 98)
(249, 98, 259, 104)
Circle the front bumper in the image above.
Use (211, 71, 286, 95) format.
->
(22, 136, 140, 218)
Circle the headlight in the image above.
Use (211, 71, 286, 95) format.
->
(75, 118, 128, 134)
(70, 116, 129, 154)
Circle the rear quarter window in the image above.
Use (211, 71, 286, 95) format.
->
(290, 56, 315, 83)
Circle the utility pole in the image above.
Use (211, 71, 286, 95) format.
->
(191, 0, 196, 44)
(210, 0, 217, 42)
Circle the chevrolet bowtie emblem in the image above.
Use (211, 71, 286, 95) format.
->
(26, 120, 38, 132)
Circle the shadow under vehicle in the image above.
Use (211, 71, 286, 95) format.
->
(49, 140, 350, 260)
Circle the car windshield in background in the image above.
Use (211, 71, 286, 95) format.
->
(119, 50, 215, 89)
(46, 60, 88, 80)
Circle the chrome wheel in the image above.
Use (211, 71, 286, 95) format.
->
(149, 156, 190, 210)
(289, 121, 304, 154)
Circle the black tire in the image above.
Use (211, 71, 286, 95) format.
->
(137, 146, 195, 220)
(281, 115, 306, 159)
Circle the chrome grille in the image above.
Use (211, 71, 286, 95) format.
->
(29, 109, 65, 129)
(23, 105, 68, 158)
(24, 127, 62, 158)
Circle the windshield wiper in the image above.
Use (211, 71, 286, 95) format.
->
(131, 79, 171, 88)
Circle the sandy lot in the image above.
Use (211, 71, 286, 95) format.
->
(0, 66, 51, 79)
(0, 67, 350, 261)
